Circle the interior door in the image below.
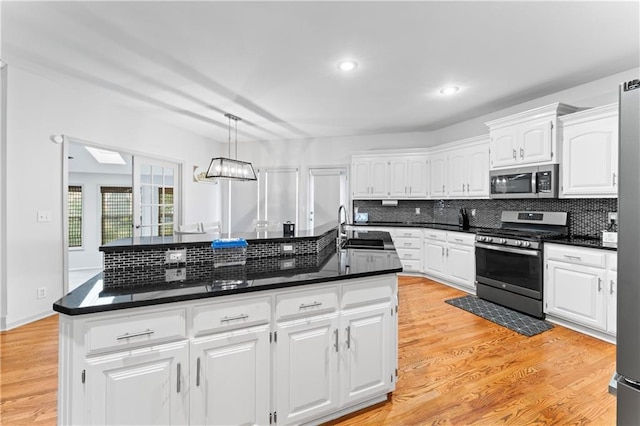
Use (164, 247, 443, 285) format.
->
(261, 168, 299, 233)
(133, 157, 181, 238)
(308, 167, 347, 230)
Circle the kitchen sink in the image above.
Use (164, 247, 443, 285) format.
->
(341, 238, 385, 250)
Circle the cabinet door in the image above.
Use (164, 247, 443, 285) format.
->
(519, 118, 553, 164)
(351, 160, 371, 198)
(606, 269, 617, 335)
(341, 304, 392, 406)
(276, 315, 339, 425)
(490, 127, 518, 168)
(86, 341, 189, 426)
(370, 159, 389, 198)
(407, 156, 428, 197)
(545, 260, 606, 331)
(561, 116, 618, 196)
(447, 244, 475, 291)
(429, 153, 448, 198)
(466, 144, 490, 197)
(447, 150, 467, 198)
(424, 239, 446, 278)
(389, 158, 408, 197)
(190, 325, 270, 426)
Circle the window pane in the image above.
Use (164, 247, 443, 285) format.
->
(68, 186, 82, 248)
(101, 186, 133, 244)
(141, 165, 152, 184)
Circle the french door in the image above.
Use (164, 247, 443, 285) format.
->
(308, 167, 347, 229)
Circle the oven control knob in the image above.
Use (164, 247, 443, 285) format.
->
(486, 237, 493, 243)
(522, 241, 531, 248)
(514, 240, 522, 247)
(499, 238, 507, 244)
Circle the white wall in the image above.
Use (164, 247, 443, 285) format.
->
(68, 172, 132, 272)
(0, 6, 6, 329)
(3, 64, 223, 330)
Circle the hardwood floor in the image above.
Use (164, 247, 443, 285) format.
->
(0, 277, 617, 425)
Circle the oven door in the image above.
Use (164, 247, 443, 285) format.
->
(490, 167, 537, 199)
(475, 242, 543, 299)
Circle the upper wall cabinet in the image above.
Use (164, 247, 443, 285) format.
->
(559, 103, 618, 198)
(446, 139, 490, 199)
(486, 103, 579, 169)
(351, 154, 428, 199)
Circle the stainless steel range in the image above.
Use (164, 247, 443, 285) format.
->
(475, 211, 568, 319)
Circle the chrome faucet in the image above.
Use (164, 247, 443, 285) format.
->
(337, 204, 348, 249)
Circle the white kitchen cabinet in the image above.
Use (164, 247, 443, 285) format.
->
(86, 340, 189, 426)
(190, 325, 270, 426)
(340, 277, 394, 407)
(392, 228, 424, 273)
(559, 103, 618, 198)
(423, 230, 475, 292)
(446, 140, 490, 198)
(544, 244, 617, 340)
(486, 103, 578, 169)
(407, 155, 429, 197)
(351, 156, 389, 199)
(429, 152, 448, 198)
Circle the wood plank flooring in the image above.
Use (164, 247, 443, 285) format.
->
(0, 277, 617, 425)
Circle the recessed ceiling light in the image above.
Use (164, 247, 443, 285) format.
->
(440, 86, 460, 95)
(338, 60, 358, 71)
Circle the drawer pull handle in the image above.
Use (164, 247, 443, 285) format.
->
(220, 314, 249, 323)
(116, 329, 155, 340)
(455, 238, 463, 242)
(299, 301, 322, 309)
(404, 242, 412, 246)
(177, 362, 181, 393)
(563, 255, 582, 261)
(403, 233, 411, 237)
(429, 234, 438, 238)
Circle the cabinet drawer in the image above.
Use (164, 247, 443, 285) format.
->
(446, 232, 475, 246)
(400, 259, 422, 272)
(342, 275, 395, 309)
(423, 229, 447, 242)
(394, 228, 423, 238)
(276, 287, 338, 320)
(193, 296, 271, 336)
(85, 308, 187, 354)
(396, 248, 422, 260)
(394, 238, 422, 249)
(545, 244, 606, 268)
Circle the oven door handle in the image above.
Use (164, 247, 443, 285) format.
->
(475, 242, 540, 257)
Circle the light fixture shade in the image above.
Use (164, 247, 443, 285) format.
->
(205, 157, 257, 181)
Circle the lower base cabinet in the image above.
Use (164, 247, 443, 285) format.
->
(59, 275, 398, 426)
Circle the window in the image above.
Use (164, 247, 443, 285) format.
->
(101, 186, 133, 244)
(159, 187, 174, 236)
(68, 185, 83, 248)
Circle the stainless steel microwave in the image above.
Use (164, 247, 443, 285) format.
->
(490, 164, 559, 199)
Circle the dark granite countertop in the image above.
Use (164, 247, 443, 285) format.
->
(352, 222, 493, 234)
(55, 231, 402, 316)
(100, 222, 338, 252)
(545, 236, 618, 251)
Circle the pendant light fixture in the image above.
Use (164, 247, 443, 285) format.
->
(205, 113, 257, 181)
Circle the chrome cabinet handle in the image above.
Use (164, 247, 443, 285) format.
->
(610, 280, 614, 295)
(563, 255, 582, 261)
(299, 301, 322, 309)
(613, 173, 617, 186)
(520, 148, 524, 159)
(404, 242, 412, 246)
(196, 357, 201, 387)
(177, 363, 181, 393)
(334, 329, 339, 352)
(512, 149, 517, 159)
(116, 329, 154, 340)
(441, 247, 445, 256)
(598, 277, 602, 292)
(442, 185, 445, 193)
(429, 234, 438, 238)
(446, 248, 449, 256)
(346, 326, 351, 349)
(462, 184, 465, 192)
(221, 313, 249, 323)
(466, 183, 470, 192)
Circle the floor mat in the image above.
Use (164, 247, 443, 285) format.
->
(445, 295, 553, 337)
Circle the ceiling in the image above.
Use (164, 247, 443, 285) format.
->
(3, 1, 639, 144)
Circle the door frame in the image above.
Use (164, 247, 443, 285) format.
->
(61, 135, 184, 294)
(307, 166, 348, 230)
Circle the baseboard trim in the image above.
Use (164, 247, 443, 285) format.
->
(4, 309, 56, 331)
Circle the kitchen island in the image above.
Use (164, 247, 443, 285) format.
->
(54, 226, 402, 425)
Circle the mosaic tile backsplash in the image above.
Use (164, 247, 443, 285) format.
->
(354, 198, 618, 238)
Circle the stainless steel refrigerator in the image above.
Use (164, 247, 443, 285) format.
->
(616, 78, 640, 425)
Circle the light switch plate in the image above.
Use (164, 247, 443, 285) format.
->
(165, 248, 187, 263)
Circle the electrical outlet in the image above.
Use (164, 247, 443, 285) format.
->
(37, 210, 51, 223)
(608, 212, 618, 224)
(471, 209, 476, 217)
(415, 207, 420, 214)
(37, 287, 47, 299)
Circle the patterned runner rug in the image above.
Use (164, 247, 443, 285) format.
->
(445, 295, 553, 337)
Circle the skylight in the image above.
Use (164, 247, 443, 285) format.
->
(85, 146, 126, 165)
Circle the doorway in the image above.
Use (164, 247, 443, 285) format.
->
(308, 166, 348, 229)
